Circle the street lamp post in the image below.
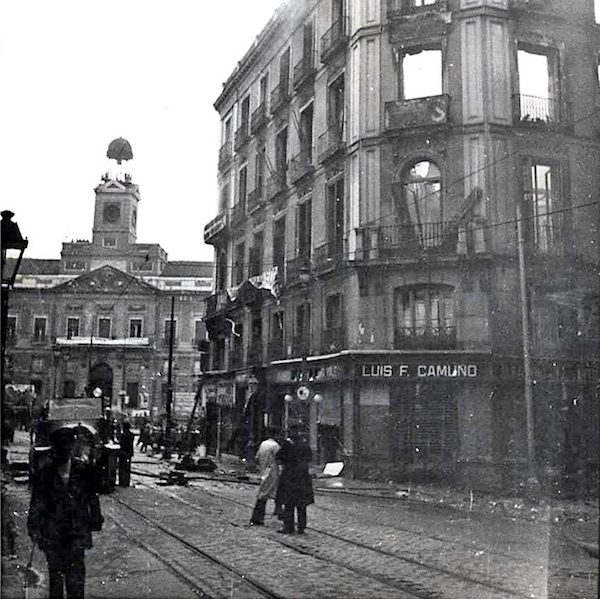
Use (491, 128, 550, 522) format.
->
(163, 296, 175, 459)
(1, 210, 28, 402)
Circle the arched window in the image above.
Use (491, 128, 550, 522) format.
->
(398, 160, 443, 247)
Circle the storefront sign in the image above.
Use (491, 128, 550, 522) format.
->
(357, 363, 479, 378)
(202, 381, 236, 407)
(174, 392, 196, 415)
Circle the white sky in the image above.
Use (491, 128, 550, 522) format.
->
(0, 0, 283, 261)
(2, 0, 599, 262)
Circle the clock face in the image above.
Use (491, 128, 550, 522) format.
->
(103, 203, 120, 223)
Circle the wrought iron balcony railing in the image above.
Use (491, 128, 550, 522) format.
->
(266, 170, 287, 201)
(394, 326, 456, 350)
(290, 150, 314, 183)
(512, 94, 571, 127)
(317, 124, 345, 163)
(234, 125, 250, 151)
(320, 17, 349, 64)
(247, 187, 265, 214)
(204, 290, 229, 319)
(250, 104, 267, 135)
(286, 255, 311, 286)
(270, 83, 290, 115)
(293, 55, 316, 91)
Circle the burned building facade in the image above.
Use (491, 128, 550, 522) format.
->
(203, 0, 599, 492)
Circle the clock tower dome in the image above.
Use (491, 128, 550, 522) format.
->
(92, 138, 140, 249)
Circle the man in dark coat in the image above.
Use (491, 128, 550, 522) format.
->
(118, 422, 135, 487)
(276, 425, 314, 534)
(28, 426, 103, 599)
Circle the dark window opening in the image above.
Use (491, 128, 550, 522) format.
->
(129, 318, 143, 338)
(98, 317, 111, 339)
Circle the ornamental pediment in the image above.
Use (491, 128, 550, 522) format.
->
(53, 265, 158, 295)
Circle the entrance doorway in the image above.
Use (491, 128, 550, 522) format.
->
(89, 363, 113, 408)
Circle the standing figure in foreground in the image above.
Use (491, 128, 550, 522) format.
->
(250, 427, 281, 526)
(28, 427, 103, 599)
(276, 424, 314, 534)
(118, 421, 135, 487)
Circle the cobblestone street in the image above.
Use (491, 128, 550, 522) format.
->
(2, 438, 597, 599)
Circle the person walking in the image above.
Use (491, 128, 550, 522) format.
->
(118, 422, 135, 487)
(276, 424, 314, 534)
(249, 428, 281, 526)
(136, 422, 151, 453)
(28, 426, 103, 599)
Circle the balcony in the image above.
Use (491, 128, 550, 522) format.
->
(394, 326, 456, 350)
(231, 202, 246, 226)
(385, 95, 450, 132)
(321, 17, 349, 64)
(266, 171, 287, 202)
(317, 124, 345, 163)
(292, 335, 311, 358)
(205, 290, 229, 319)
(218, 141, 233, 171)
(270, 84, 290, 115)
(290, 150, 314, 184)
(204, 211, 229, 244)
(251, 104, 267, 135)
(247, 187, 265, 214)
(234, 125, 250, 151)
(355, 222, 462, 260)
(321, 326, 346, 353)
(512, 94, 572, 130)
(293, 55, 316, 91)
(162, 335, 179, 348)
(387, 0, 448, 17)
(313, 239, 348, 274)
(32, 334, 48, 345)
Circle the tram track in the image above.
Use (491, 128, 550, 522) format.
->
(129, 478, 538, 599)
(104, 493, 287, 599)
(132, 463, 548, 569)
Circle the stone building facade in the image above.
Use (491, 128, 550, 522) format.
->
(5, 141, 212, 423)
(203, 0, 599, 492)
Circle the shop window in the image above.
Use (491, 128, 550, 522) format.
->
(129, 318, 143, 338)
(33, 317, 47, 342)
(296, 200, 312, 260)
(517, 46, 560, 121)
(401, 48, 442, 100)
(66, 317, 80, 338)
(98, 317, 111, 339)
(394, 285, 455, 349)
(397, 160, 444, 247)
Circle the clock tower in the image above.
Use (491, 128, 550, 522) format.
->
(92, 138, 140, 249)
